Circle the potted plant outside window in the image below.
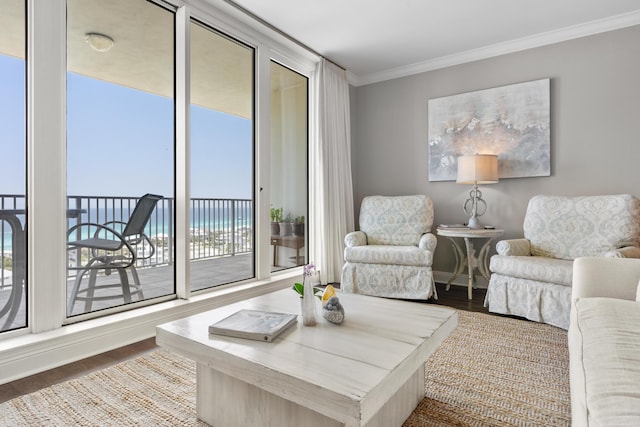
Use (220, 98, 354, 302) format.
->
(270, 207, 283, 236)
(279, 212, 294, 236)
(294, 215, 305, 237)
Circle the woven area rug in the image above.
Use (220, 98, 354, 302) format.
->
(1, 311, 570, 426)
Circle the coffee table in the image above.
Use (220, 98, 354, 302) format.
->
(156, 289, 457, 427)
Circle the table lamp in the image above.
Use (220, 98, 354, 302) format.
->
(456, 154, 498, 229)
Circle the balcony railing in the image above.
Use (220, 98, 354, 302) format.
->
(0, 194, 253, 287)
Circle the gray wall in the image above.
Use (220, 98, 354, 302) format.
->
(350, 25, 640, 275)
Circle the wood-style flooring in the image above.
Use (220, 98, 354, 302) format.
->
(0, 283, 488, 403)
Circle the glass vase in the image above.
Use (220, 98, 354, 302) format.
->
(301, 276, 317, 326)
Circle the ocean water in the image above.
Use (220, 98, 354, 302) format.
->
(1, 205, 253, 252)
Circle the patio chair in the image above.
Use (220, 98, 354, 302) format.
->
(67, 194, 162, 316)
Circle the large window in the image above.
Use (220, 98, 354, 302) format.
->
(66, 0, 175, 318)
(189, 21, 254, 291)
(0, 0, 26, 333)
(270, 62, 308, 272)
(0, 0, 313, 344)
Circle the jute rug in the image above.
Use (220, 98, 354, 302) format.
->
(1, 311, 570, 426)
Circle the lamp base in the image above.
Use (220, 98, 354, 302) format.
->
(467, 216, 482, 229)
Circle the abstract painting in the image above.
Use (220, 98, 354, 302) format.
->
(428, 78, 550, 181)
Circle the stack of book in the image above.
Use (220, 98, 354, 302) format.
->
(437, 224, 469, 230)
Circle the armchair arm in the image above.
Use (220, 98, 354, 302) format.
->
(603, 246, 640, 258)
(495, 238, 531, 256)
(419, 233, 437, 252)
(345, 231, 367, 247)
(572, 257, 640, 301)
(67, 222, 137, 269)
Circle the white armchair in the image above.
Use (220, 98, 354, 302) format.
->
(341, 195, 437, 300)
(485, 194, 640, 329)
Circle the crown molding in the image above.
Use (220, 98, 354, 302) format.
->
(349, 10, 640, 87)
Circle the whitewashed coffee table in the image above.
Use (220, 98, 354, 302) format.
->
(156, 289, 457, 427)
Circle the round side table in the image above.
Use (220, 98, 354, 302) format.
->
(436, 227, 504, 300)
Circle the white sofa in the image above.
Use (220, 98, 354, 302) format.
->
(341, 194, 437, 300)
(485, 194, 640, 329)
(569, 257, 640, 426)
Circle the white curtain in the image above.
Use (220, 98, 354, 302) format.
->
(310, 59, 354, 284)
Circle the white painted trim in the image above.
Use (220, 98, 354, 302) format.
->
(175, 5, 191, 300)
(28, 0, 68, 332)
(351, 10, 640, 87)
(0, 271, 298, 384)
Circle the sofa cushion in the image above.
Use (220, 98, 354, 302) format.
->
(523, 194, 640, 260)
(359, 195, 433, 246)
(344, 245, 432, 267)
(572, 297, 640, 424)
(490, 255, 573, 286)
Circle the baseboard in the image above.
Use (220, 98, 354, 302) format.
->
(433, 270, 488, 289)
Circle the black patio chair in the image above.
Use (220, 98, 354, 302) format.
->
(67, 194, 162, 316)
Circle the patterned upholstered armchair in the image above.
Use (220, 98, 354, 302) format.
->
(485, 194, 640, 329)
(341, 195, 437, 300)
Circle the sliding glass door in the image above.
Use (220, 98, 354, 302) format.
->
(270, 62, 308, 272)
(189, 21, 255, 290)
(66, 0, 175, 318)
(0, 0, 26, 332)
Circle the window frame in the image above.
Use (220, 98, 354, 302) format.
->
(4, 0, 317, 350)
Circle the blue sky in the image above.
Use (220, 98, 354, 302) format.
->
(0, 55, 26, 194)
(1, 54, 253, 200)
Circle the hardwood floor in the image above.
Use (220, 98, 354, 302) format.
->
(0, 282, 488, 403)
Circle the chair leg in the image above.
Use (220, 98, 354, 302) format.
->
(129, 265, 145, 300)
(84, 269, 99, 313)
(67, 266, 92, 317)
(116, 268, 132, 303)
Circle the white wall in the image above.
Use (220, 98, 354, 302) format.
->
(350, 25, 640, 275)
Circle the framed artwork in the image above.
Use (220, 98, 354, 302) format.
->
(428, 78, 550, 181)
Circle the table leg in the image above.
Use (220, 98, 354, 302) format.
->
(463, 237, 475, 300)
(273, 243, 278, 267)
(476, 238, 496, 281)
(444, 237, 467, 291)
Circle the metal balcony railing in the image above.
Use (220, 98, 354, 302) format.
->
(0, 194, 253, 287)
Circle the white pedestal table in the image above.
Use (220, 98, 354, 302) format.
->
(436, 227, 504, 300)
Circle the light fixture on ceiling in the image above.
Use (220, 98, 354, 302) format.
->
(456, 154, 499, 229)
(84, 33, 114, 52)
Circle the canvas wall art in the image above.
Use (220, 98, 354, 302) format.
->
(428, 78, 550, 181)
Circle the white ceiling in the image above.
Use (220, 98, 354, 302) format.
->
(226, 0, 640, 86)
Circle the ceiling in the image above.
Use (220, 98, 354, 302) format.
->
(226, 0, 640, 86)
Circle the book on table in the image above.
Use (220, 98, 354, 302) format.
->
(438, 224, 470, 229)
(208, 309, 297, 342)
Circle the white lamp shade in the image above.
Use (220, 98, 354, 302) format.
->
(456, 154, 499, 184)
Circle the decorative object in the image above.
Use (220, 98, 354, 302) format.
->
(270, 206, 282, 235)
(292, 263, 320, 326)
(293, 215, 305, 236)
(428, 78, 550, 181)
(278, 212, 294, 236)
(0, 311, 570, 426)
(456, 154, 498, 229)
(321, 285, 344, 324)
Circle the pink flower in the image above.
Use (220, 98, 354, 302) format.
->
(304, 262, 315, 277)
